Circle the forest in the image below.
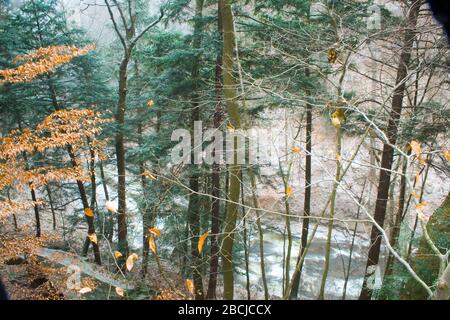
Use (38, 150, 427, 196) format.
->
(0, 0, 449, 301)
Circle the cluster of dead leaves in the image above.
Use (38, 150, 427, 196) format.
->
(0, 44, 95, 83)
(0, 109, 110, 221)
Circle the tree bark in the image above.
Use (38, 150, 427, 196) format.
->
(289, 71, 312, 298)
(187, 0, 206, 300)
(220, 0, 242, 300)
(207, 0, 223, 300)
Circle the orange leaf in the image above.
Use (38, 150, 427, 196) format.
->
(149, 227, 161, 237)
(415, 202, 427, 211)
(142, 170, 157, 180)
(87, 233, 97, 244)
(186, 279, 194, 295)
(149, 235, 157, 254)
(84, 208, 94, 217)
(198, 231, 209, 254)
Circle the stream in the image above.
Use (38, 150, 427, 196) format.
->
(235, 222, 371, 300)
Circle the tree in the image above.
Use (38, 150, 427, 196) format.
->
(359, 0, 421, 300)
(220, 0, 242, 300)
(104, 0, 163, 269)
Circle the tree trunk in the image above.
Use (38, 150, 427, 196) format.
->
(187, 0, 206, 300)
(220, 0, 242, 300)
(206, 0, 223, 300)
(319, 119, 342, 299)
(30, 184, 41, 237)
(359, 0, 420, 299)
(289, 72, 312, 298)
(99, 160, 113, 242)
(68, 146, 102, 265)
(46, 185, 57, 231)
(115, 56, 130, 268)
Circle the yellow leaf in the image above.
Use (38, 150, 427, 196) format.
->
(114, 251, 122, 259)
(331, 109, 345, 128)
(105, 200, 117, 213)
(328, 48, 337, 64)
(84, 207, 94, 217)
(410, 140, 421, 157)
(186, 279, 194, 294)
(444, 150, 450, 162)
(415, 202, 427, 211)
(149, 235, 157, 254)
(410, 140, 426, 165)
(126, 253, 138, 271)
(115, 287, 124, 297)
(286, 185, 293, 197)
(198, 231, 209, 254)
(87, 233, 97, 244)
(227, 122, 235, 132)
(411, 191, 420, 199)
(79, 287, 92, 294)
(415, 172, 421, 184)
(149, 227, 161, 237)
(291, 147, 301, 154)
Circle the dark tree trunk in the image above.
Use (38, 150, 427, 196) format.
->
(186, 0, 206, 300)
(115, 57, 130, 268)
(68, 146, 102, 265)
(99, 160, 113, 242)
(46, 185, 57, 231)
(206, 0, 223, 300)
(289, 67, 313, 299)
(30, 185, 41, 237)
(359, 0, 420, 300)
